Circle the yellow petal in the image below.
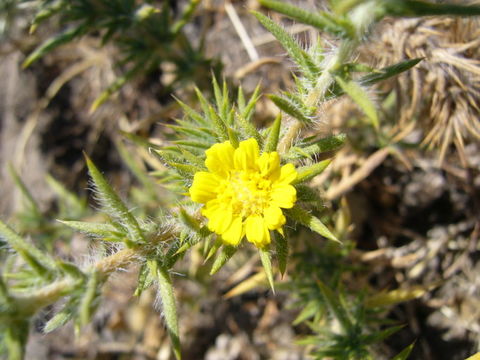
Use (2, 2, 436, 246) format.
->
(257, 152, 281, 179)
(278, 163, 297, 184)
(205, 141, 235, 176)
(234, 138, 260, 171)
(245, 215, 271, 247)
(270, 184, 296, 208)
(189, 172, 220, 203)
(221, 217, 244, 246)
(207, 204, 233, 234)
(264, 206, 286, 230)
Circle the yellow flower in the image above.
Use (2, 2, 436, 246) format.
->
(189, 138, 297, 248)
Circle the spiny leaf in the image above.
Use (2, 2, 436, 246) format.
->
(175, 98, 209, 126)
(273, 231, 288, 276)
(285, 134, 346, 160)
(391, 342, 415, 360)
(293, 300, 321, 325)
(210, 245, 237, 275)
(295, 185, 323, 204)
(227, 126, 240, 148)
(236, 112, 263, 147)
(294, 160, 332, 184)
(155, 264, 181, 360)
(205, 239, 223, 262)
(268, 94, 314, 124)
(334, 75, 379, 129)
(212, 76, 230, 123)
(384, 0, 480, 17)
(362, 324, 405, 345)
(264, 113, 282, 152)
(259, 0, 350, 37)
(8, 164, 41, 217)
(241, 83, 261, 122)
(286, 207, 339, 243)
(58, 220, 123, 238)
(79, 270, 100, 327)
(171, 0, 201, 34)
(178, 147, 207, 168)
(172, 140, 210, 149)
(252, 10, 318, 77)
(57, 261, 86, 280)
(360, 58, 423, 86)
(29, 0, 65, 34)
(317, 280, 352, 331)
(23, 25, 86, 68)
(259, 248, 275, 292)
(209, 105, 229, 141)
(85, 155, 145, 245)
(134, 262, 154, 297)
(44, 302, 75, 333)
(0, 220, 57, 277)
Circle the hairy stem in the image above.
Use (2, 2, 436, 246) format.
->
(279, 0, 378, 153)
(8, 232, 172, 317)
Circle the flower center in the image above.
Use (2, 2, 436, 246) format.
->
(221, 170, 271, 218)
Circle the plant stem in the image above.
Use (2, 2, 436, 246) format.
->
(279, 0, 378, 153)
(279, 40, 354, 152)
(8, 232, 172, 317)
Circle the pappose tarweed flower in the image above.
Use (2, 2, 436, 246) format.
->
(189, 138, 297, 248)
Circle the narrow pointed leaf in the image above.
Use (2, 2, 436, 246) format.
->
(252, 10, 318, 77)
(294, 160, 332, 184)
(58, 220, 122, 238)
(293, 300, 321, 325)
(259, 248, 275, 292)
(8, 164, 41, 216)
(360, 58, 423, 86)
(0, 220, 57, 276)
(264, 114, 282, 152)
(134, 262, 154, 297)
(210, 245, 237, 275)
(23, 25, 85, 68)
(241, 83, 261, 121)
(285, 134, 346, 160)
(335, 76, 378, 128)
(268, 94, 314, 124)
(317, 280, 352, 330)
(286, 207, 339, 243)
(391, 342, 415, 360)
(273, 232, 288, 276)
(236, 112, 263, 146)
(44, 298, 77, 333)
(79, 270, 100, 327)
(385, 0, 480, 17)
(85, 155, 145, 245)
(156, 265, 181, 360)
(362, 324, 405, 345)
(259, 0, 349, 37)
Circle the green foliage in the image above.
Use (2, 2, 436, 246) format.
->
(23, 0, 219, 110)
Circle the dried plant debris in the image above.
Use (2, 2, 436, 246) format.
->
(366, 15, 480, 164)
